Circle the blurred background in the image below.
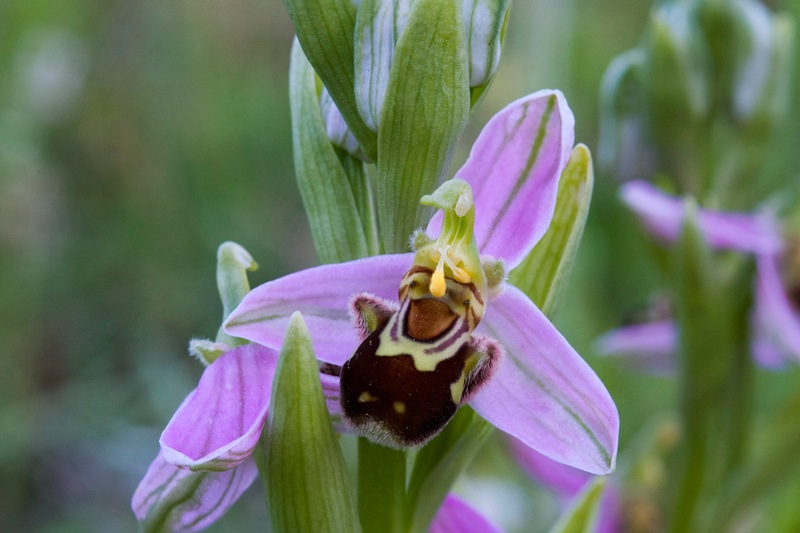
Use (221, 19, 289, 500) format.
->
(1, 0, 798, 531)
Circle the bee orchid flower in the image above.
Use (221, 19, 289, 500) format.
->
(132, 89, 620, 532)
(221, 90, 619, 475)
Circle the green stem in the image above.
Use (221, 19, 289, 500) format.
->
(358, 438, 407, 533)
(670, 412, 707, 533)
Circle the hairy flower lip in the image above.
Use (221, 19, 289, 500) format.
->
(224, 90, 620, 475)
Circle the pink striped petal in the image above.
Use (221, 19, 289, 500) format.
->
(132, 451, 257, 532)
(224, 254, 411, 365)
(471, 285, 619, 474)
(752, 253, 800, 364)
(427, 90, 574, 268)
(429, 493, 503, 533)
(595, 320, 677, 375)
(620, 180, 782, 254)
(160, 344, 278, 471)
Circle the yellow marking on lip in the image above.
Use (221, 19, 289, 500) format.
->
(358, 391, 379, 403)
(450, 373, 465, 404)
(393, 401, 406, 414)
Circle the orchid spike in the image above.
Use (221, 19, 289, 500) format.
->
(224, 90, 619, 474)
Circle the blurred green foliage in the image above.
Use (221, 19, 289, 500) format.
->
(1, 0, 799, 531)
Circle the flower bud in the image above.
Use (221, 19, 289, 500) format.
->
(354, 0, 509, 131)
(642, 2, 710, 142)
(598, 49, 657, 180)
(699, 0, 795, 135)
(319, 87, 365, 158)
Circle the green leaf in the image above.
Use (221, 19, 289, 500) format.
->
(260, 312, 360, 533)
(548, 477, 607, 533)
(376, 0, 470, 253)
(509, 144, 594, 317)
(284, 0, 377, 159)
(405, 408, 493, 533)
(290, 40, 371, 264)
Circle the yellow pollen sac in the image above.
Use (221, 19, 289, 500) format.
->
(453, 267, 471, 284)
(430, 268, 446, 297)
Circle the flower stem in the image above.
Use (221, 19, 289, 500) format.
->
(358, 438, 406, 533)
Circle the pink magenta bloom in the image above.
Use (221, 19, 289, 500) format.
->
(133, 90, 621, 531)
(605, 180, 799, 370)
(224, 90, 618, 474)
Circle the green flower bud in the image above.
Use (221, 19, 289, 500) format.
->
(642, 2, 710, 142)
(699, 0, 795, 135)
(354, 0, 509, 131)
(319, 87, 365, 159)
(598, 49, 657, 180)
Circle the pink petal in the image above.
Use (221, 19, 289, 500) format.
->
(620, 180, 783, 254)
(224, 254, 412, 365)
(132, 451, 257, 531)
(594, 319, 677, 375)
(160, 344, 278, 471)
(429, 493, 503, 533)
(427, 90, 574, 268)
(471, 285, 619, 474)
(752, 253, 800, 364)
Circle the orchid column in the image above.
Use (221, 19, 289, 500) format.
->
(599, 0, 795, 530)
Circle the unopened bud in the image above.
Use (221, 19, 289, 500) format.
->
(643, 2, 710, 139)
(354, 0, 509, 131)
(319, 88, 365, 158)
(699, 0, 795, 134)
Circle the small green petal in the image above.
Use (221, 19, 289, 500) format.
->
(548, 477, 608, 533)
(510, 144, 594, 316)
(215, 241, 257, 346)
